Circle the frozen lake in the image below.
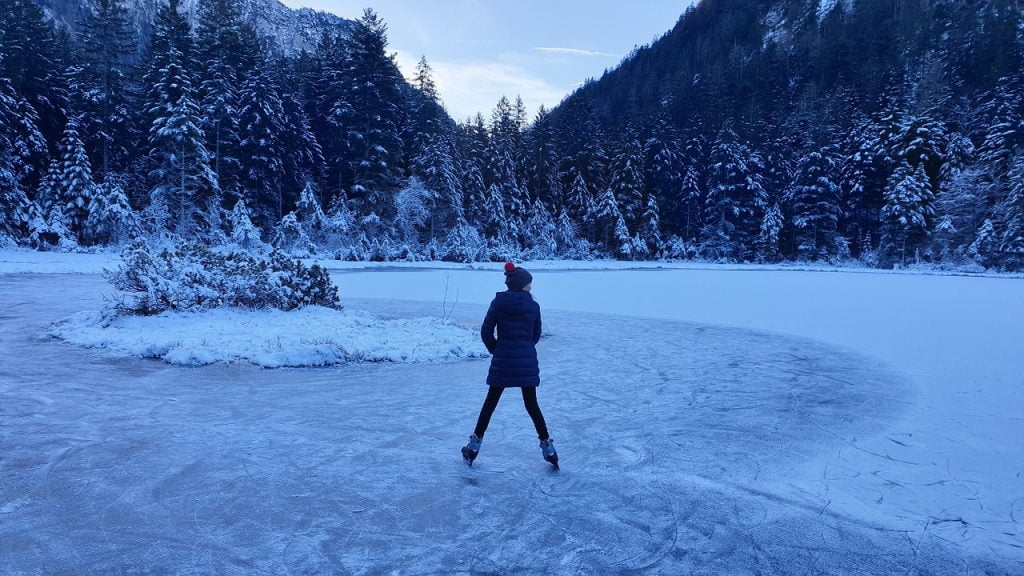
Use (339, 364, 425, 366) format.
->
(1, 262, 1021, 574)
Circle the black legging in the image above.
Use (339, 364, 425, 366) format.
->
(474, 386, 549, 441)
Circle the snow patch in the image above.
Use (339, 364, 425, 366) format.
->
(48, 306, 489, 368)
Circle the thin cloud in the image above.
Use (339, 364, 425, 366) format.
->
(533, 47, 617, 58)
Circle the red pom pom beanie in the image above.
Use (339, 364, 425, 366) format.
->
(503, 261, 533, 290)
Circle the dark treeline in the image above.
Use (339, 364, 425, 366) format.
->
(547, 0, 1024, 269)
(2, 0, 1024, 269)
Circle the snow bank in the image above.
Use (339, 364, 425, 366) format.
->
(0, 247, 119, 275)
(48, 306, 488, 368)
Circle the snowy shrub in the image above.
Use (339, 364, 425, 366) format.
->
(661, 235, 698, 260)
(273, 212, 316, 256)
(107, 241, 340, 315)
(28, 205, 77, 251)
(440, 223, 485, 263)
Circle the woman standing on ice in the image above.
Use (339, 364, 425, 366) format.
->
(462, 262, 559, 470)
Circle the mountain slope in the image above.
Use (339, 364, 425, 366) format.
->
(39, 0, 354, 55)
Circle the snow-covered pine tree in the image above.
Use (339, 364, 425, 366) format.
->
(236, 70, 285, 230)
(482, 182, 508, 242)
(413, 129, 462, 240)
(612, 212, 634, 260)
(565, 170, 594, 236)
(593, 185, 626, 255)
(147, 47, 220, 237)
(839, 117, 876, 256)
(487, 96, 528, 236)
(228, 199, 263, 251)
(523, 200, 557, 259)
(195, 0, 259, 196)
(55, 115, 96, 238)
(198, 58, 239, 198)
(460, 158, 487, 229)
(881, 161, 934, 266)
(643, 119, 680, 232)
(0, 46, 28, 240)
(931, 167, 990, 261)
(702, 128, 766, 260)
(83, 177, 138, 245)
(970, 218, 998, 267)
(678, 136, 705, 242)
(526, 105, 559, 208)
(0, 0, 69, 154)
(998, 153, 1024, 269)
(294, 181, 328, 244)
(489, 145, 526, 242)
(608, 131, 645, 231)
(339, 9, 405, 217)
(757, 203, 783, 263)
(978, 75, 1023, 184)
(555, 92, 607, 201)
(77, 0, 135, 179)
(640, 192, 662, 256)
(554, 206, 582, 258)
(279, 90, 324, 209)
(785, 146, 842, 260)
(195, 0, 261, 80)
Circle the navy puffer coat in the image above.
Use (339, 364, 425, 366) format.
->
(481, 290, 542, 387)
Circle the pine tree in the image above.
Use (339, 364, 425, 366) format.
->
(881, 161, 934, 266)
(0, 0, 69, 152)
(678, 136, 705, 242)
(523, 201, 557, 258)
(785, 147, 842, 259)
(555, 92, 606, 197)
(236, 71, 285, 230)
(482, 182, 508, 242)
(970, 218, 998, 267)
(640, 192, 662, 256)
(294, 181, 328, 243)
(51, 116, 97, 239)
(414, 55, 439, 103)
(78, 0, 135, 179)
(526, 105, 559, 208)
(554, 206, 581, 257)
(147, 47, 220, 237)
(279, 90, 324, 210)
(643, 120, 681, 233)
(565, 170, 594, 233)
(199, 58, 240, 197)
(757, 203, 783, 262)
(998, 153, 1024, 267)
(84, 178, 138, 245)
(608, 132, 645, 230)
(413, 130, 462, 239)
(593, 185, 625, 254)
(195, 0, 261, 81)
(702, 128, 767, 260)
(338, 9, 405, 216)
(230, 199, 264, 250)
(0, 44, 28, 239)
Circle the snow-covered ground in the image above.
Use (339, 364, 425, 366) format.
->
(49, 307, 487, 367)
(1, 252, 1022, 574)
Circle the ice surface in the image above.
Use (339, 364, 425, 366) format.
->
(1, 264, 1022, 574)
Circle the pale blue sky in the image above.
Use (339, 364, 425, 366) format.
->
(279, 0, 696, 120)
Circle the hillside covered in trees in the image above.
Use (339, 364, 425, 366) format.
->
(2, 0, 1024, 270)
